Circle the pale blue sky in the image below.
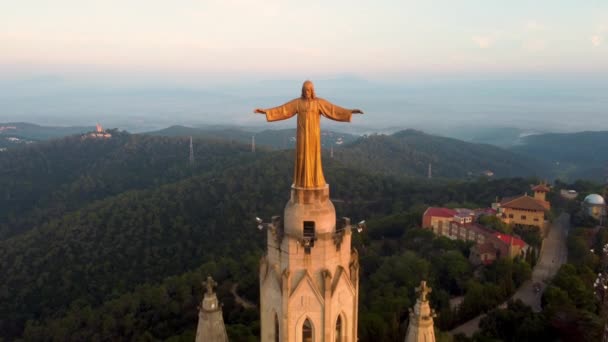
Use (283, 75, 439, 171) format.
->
(1, 0, 607, 80)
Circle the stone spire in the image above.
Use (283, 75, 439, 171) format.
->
(195, 276, 229, 342)
(405, 281, 436, 342)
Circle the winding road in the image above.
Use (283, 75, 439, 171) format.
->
(449, 214, 570, 337)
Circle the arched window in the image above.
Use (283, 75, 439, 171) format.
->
(335, 316, 343, 342)
(274, 314, 280, 342)
(302, 318, 313, 342)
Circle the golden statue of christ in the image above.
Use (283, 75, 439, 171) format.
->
(254, 80, 363, 188)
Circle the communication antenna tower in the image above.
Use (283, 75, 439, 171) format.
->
(189, 136, 194, 164)
(252, 135, 256, 153)
(428, 163, 432, 179)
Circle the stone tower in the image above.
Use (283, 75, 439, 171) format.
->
(404, 281, 436, 342)
(259, 186, 360, 342)
(195, 276, 229, 342)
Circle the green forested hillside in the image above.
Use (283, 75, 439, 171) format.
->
(0, 130, 566, 341)
(335, 129, 549, 179)
(0, 140, 537, 340)
(0, 131, 254, 238)
(510, 131, 608, 181)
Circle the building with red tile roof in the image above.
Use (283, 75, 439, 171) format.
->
(423, 205, 530, 265)
(494, 182, 551, 232)
(422, 207, 457, 234)
(470, 242, 498, 265)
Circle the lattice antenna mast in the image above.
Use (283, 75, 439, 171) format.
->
(330, 145, 334, 158)
(251, 135, 256, 153)
(189, 136, 194, 164)
(428, 163, 432, 179)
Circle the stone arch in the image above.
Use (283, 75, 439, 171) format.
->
(274, 311, 280, 342)
(334, 313, 343, 342)
(302, 318, 313, 342)
(295, 315, 316, 342)
(334, 311, 348, 342)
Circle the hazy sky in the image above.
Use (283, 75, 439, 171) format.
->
(1, 1, 608, 133)
(2, 0, 607, 79)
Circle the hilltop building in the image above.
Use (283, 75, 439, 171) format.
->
(583, 194, 606, 221)
(560, 189, 578, 200)
(84, 123, 112, 139)
(422, 207, 529, 265)
(422, 207, 476, 234)
(481, 170, 494, 177)
(0, 125, 17, 132)
(493, 182, 551, 233)
(404, 281, 436, 342)
(195, 276, 228, 342)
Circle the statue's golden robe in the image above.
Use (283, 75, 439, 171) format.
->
(265, 98, 352, 188)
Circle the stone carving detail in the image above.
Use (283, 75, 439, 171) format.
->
(349, 249, 360, 284)
(270, 216, 284, 245)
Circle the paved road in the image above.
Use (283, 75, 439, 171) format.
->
(449, 214, 570, 337)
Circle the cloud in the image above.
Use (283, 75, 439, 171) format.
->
(472, 36, 494, 49)
(591, 35, 603, 47)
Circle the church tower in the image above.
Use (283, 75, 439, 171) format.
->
(259, 185, 360, 342)
(195, 276, 228, 342)
(255, 80, 363, 342)
(404, 281, 436, 342)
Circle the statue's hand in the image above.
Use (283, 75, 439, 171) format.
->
(352, 109, 364, 114)
(254, 108, 266, 114)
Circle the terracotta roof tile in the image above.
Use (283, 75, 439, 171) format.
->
(424, 207, 456, 218)
(494, 233, 527, 248)
(531, 184, 550, 192)
(500, 195, 547, 211)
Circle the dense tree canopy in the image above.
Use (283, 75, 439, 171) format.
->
(0, 133, 550, 340)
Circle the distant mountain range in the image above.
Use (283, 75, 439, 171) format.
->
(144, 125, 359, 150)
(335, 129, 548, 179)
(509, 131, 608, 182)
(0, 122, 93, 148)
(3, 122, 608, 181)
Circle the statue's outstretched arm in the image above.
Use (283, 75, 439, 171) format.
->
(318, 99, 363, 122)
(256, 99, 299, 122)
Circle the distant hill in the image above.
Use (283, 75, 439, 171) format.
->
(334, 129, 549, 179)
(0, 131, 255, 239)
(436, 126, 544, 148)
(145, 125, 359, 150)
(509, 131, 608, 181)
(0, 122, 93, 144)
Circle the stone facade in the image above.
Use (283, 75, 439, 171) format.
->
(260, 186, 359, 342)
(404, 281, 436, 342)
(195, 276, 228, 342)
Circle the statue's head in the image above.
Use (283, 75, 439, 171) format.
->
(301, 80, 316, 100)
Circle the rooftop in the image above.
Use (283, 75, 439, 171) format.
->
(531, 184, 550, 192)
(584, 194, 605, 205)
(495, 233, 527, 248)
(500, 195, 547, 211)
(424, 207, 456, 218)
